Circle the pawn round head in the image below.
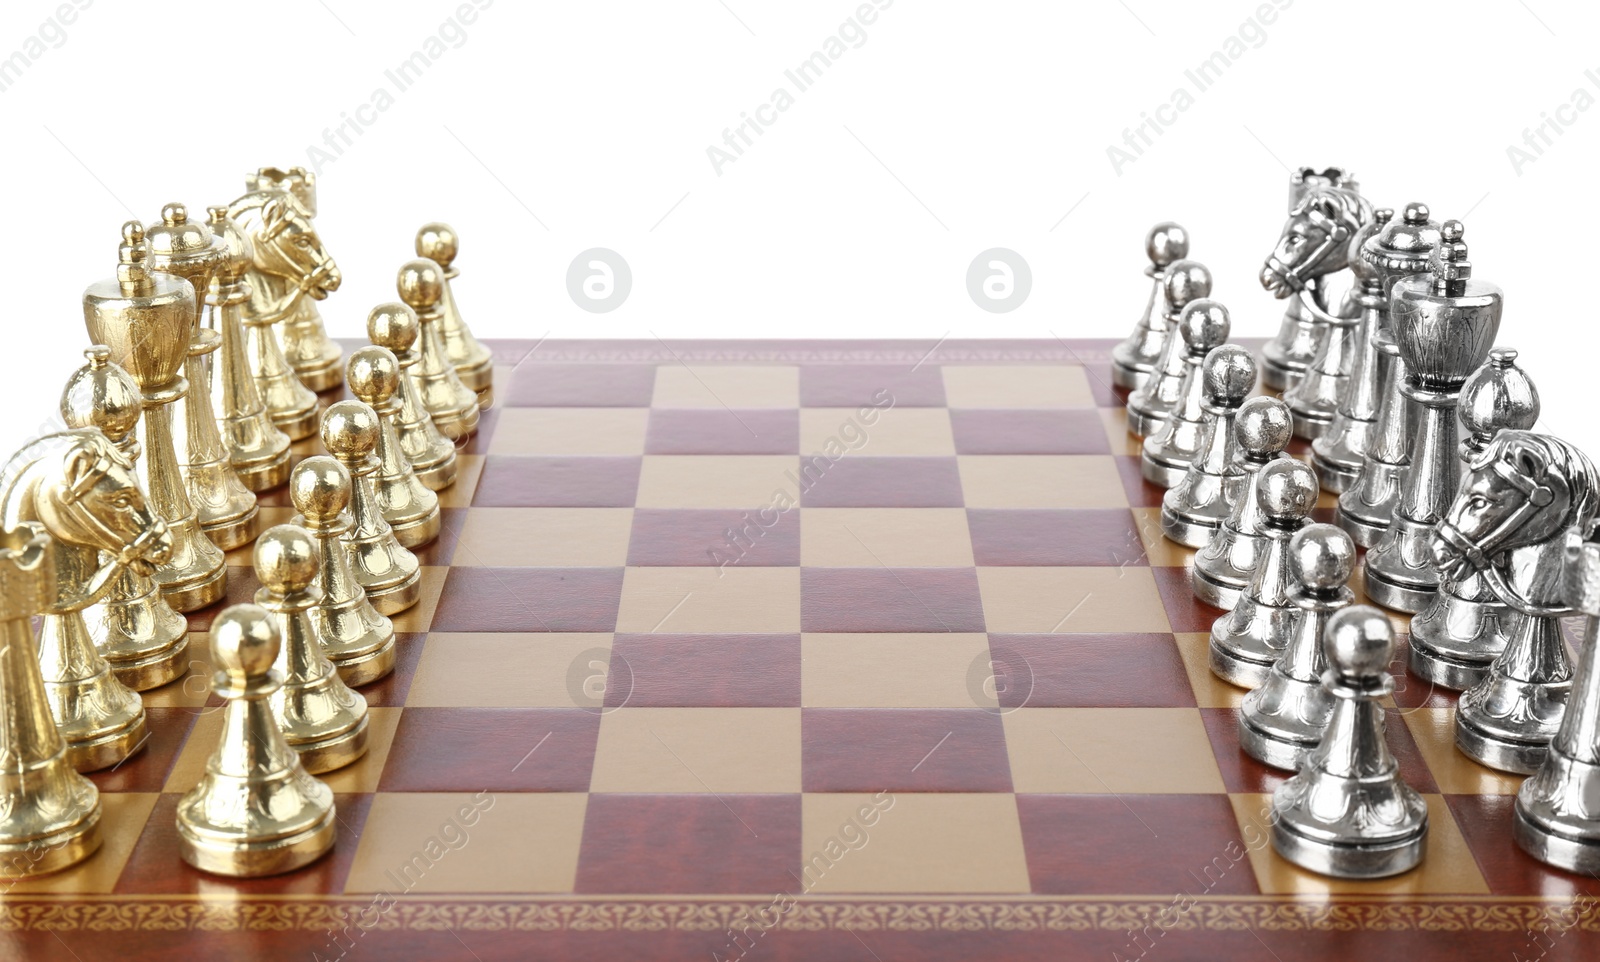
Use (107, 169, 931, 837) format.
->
(1288, 523, 1356, 592)
(1324, 605, 1395, 683)
(1235, 397, 1293, 458)
(320, 399, 380, 462)
(1255, 459, 1319, 524)
(1145, 222, 1189, 269)
(289, 455, 351, 525)
(415, 222, 458, 268)
(397, 258, 444, 311)
(60, 345, 143, 442)
(1162, 260, 1212, 312)
(253, 524, 319, 596)
(1179, 299, 1230, 356)
(1202, 345, 1255, 407)
(347, 346, 401, 407)
(367, 302, 419, 353)
(210, 603, 280, 683)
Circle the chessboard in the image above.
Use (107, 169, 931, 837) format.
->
(10, 338, 1599, 962)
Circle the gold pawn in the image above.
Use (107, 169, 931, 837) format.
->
(241, 166, 343, 393)
(205, 206, 292, 491)
(254, 525, 369, 774)
(289, 456, 395, 687)
(397, 258, 479, 440)
(416, 222, 493, 408)
(177, 603, 336, 876)
(348, 346, 440, 548)
(367, 303, 457, 491)
(0, 524, 102, 878)
(321, 401, 420, 615)
(63, 347, 190, 690)
(83, 223, 227, 612)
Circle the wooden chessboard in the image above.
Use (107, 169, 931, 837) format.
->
(13, 339, 1600, 961)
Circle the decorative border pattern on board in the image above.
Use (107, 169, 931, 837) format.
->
(1, 898, 1593, 934)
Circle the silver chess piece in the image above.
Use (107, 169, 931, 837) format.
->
(1259, 167, 1359, 391)
(1125, 261, 1213, 437)
(1240, 524, 1356, 771)
(1409, 349, 1540, 690)
(1312, 208, 1394, 491)
(1112, 222, 1190, 389)
(1161, 345, 1255, 547)
(1514, 534, 1600, 874)
(1446, 431, 1600, 774)
(1271, 606, 1429, 879)
(1209, 459, 1319, 689)
(1141, 300, 1230, 487)
(1192, 397, 1293, 609)
(1366, 221, 1501, 613)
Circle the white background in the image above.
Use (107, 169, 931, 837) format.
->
(1, 0, 1597, 456)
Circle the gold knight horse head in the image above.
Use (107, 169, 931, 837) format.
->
(226, 189, 342, 325)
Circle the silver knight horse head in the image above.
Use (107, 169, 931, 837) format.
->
(1261, 183, 1374, 300)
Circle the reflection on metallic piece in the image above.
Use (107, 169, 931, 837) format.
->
(417, 223, 494, 407)
(1366, 221, 1501, 613)
(83, 224, 227, 612)
(1125, 260, 1212, 437)
(1193, 397, 1293, 609)
(145, 203, 259, 550)
(205, 206, 292, 492)
(1209, 460, 1318, 689)
(253, 525, 370, 774)
(1313, 209, 1396, 491)
(1337, 336, 1407, 548)
(322, 401, 421, 616)
(177, 603, 336, 876)
(1141, 299, 1229, 487)
(1111, 222, 1189, 390)
(397, 258, 480, 440)
(1240, 524, 1355, 771)
(1515, 536, 1600, 873)
(368, 303, 458, 491)
(1272, 606, 1428, 878)
(0, 524, 102, 878)
(1447, 432, 1600, 774)
(348, 347, 440, 549)
(0, 430, 158, 772)
(226, 189, 332, 437)
(1162, 346, 1254, 547)
(1259, 167, 1360, 391)
(62, 347, 189, 690)
(240, 168, 343, 392)
(1410, 349, 1540, 690)
(290, 457, 395, 688)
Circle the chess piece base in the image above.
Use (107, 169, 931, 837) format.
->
(1407, 644, 1494, 693)
(0, 807, 101, 879)
(429, 404, 480, 441)
(1336, 504, 1389, 550)
(1259, 350, 1306, 393)
(389, 510, 441, 550)
(106, 634, 190, 692)
(412, 456, 459, 492)
(1271, 817, 1425, 880)
(1125, 406, 1167, 439)
(1288, 407, 1333, 441)
(291, 712, 370, 775)
(365, 568, 421, 616)
(1311, 451, 1362, 495)
(1362, 563, 1436, 614)
(1407, 588, 1506, 691)
(1190, 566, 1243, 610)
(331, 640, 396, 689)
(179, 802, 336, 878)
(474, 384, 493, 410)
(63, 712, 148, 773)
(1110, 358, 1151, 390)
(1208, 638, 1274, 690)
(269, 405, 320, 443)
(158, 562, 228, 613)
(1513, 805, 1600, 876)
(1141, 453, 1188, 490)
(293, 356, 344, 395)
(234, 454, 291, 493)
(200, 503, 260, 552)
(1237, 708, 1320, 772)
(1161, 506, 1221, 549)
(1455, 713, 1548, 775)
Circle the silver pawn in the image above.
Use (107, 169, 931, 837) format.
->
(1161, 345, 1255, 547)
(1141, 299, 1230, 488)
(1271, 606, 1428, 879)
(1125, 261, 1213, 437)
(1409, 348, 1540, 690)
(1312, 208, 1395, 491)
(1192, 397, 1293, 610)
(1209, 459, 1319, 689)
(1240, 524, 1356, 770)
(1111, 222, 1189, 390)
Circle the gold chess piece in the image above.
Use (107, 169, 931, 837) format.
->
(63, 347, 190, 690)
(225, 190, 329, 438)
(367, 303, 457, 491)
(83, 223, 227, 612)
(348, 347, 440, 548)
(397, 258, 480, 440)
(176, 603, 336, 876)
(289, 456, 395, 687)
(0, 429, 156, 771)
(416, 223, 493, 408)
(145, 203, 259, 550)
(205, 205, 292, 491)
(321, 401, 421, 615)
(240, 167, 343, 393)
(254, 525, 369, 773)
(0, 524, 103, 878)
